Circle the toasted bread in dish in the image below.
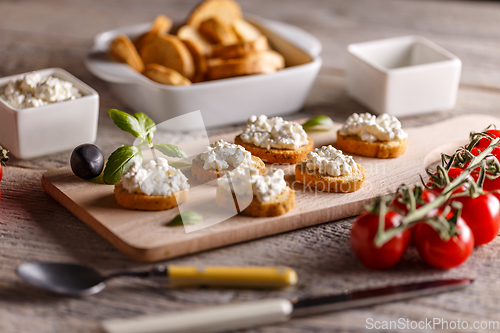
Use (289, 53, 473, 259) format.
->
(139, 34, 195, 79)
(191, 155, 265, 183)
(109, 35, 145, 72)
(135, 15, 173, 52)
(207, 50, 284, 80)
(336, 130, 406, 159)
(216, 186, 295, 217)
(235, 135, 314, 164)
(187, 0, 242, 29)
(233, 18, 262, 42)
(211, 35, 269, 59)
(114, 182, 188, 210)
(143, 64, 192, 86)
(295, 162, 367, 193)
(199, 18, 239, 45)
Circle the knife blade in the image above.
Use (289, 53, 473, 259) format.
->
(101, 278, 473, 333)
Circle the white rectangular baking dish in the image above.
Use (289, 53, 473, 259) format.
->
(85, 16, 322, 130)
(0, 68, 99, 159)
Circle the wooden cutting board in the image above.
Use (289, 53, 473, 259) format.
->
(42, 114, 499, 262)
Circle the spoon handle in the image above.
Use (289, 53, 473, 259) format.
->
(161, 265, 297, 288)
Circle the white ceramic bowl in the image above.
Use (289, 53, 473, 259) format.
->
(85, 15, 322, 130)
(346, 35, 461, 117)
(0, 68, 99, 159)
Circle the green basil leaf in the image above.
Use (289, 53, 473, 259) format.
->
(103, 145, 142, 184)
(302, 115, 334, 131)
(133, 112, 157, 136)
(108, 109, 146, 139)
(153, 143, 188, 159)
(168, 211, 203, 226)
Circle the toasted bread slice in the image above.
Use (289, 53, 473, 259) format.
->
(199, 18, 238, 45)
(233, 18, 262, 42)
(143, 64, 191, 86)
(207, 50, 284, 80)
(192, 155, 265, 183)
(234, 135, 314, 164)
(140, 34, 195, 79)
(177, 25, 212, 55)
(135, 15, 173, 51)
(216, 186, 295, 217)
(211, 35, 269, 59)
(109, 35, 145, 72)
(114, 182, 188, 210)
(336, 131, 406, 159)
(187, 0, 242, 29)
(295, 162, 367, 193)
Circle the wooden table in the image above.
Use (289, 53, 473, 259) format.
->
(1, 0, 500, 332)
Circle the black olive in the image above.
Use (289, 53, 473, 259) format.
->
(70, 144, 104, 180)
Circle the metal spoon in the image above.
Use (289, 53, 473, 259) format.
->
(16, 262, 298, 296)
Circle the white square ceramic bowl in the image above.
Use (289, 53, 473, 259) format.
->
(347, 35, 461, 116)
(0, 68, 99, 159)
(85, 15, 322, 131)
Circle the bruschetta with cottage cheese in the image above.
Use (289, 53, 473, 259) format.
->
(235, 115, 314, 164)
(216, 167, 294, 217)
(191, 139, 265, 183)
(295, 145, 366, 193)
(336, 113, 407, 159)
(114, 158, 189, 210)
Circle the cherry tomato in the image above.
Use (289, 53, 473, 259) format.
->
(413, 216, 474, 269)
(391, 189, 436, 215)
(453, 193, 500, 246)
(0, 163, 2, 182)
(427, 167, 469, 195)
(350, 211, 411, 270)
(476, 129, 500, 150)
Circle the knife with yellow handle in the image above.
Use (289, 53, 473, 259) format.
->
(16, 262, 298, 296)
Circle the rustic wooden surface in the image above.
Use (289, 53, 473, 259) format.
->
(43, 115, 499, 262)
(1, 0, 500, 332)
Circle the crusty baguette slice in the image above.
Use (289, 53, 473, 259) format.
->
(134, 15, 173, 52)
(143, 64, 191, 86)
(216, 186, 295, 217)
(295, 162, 367, 193)
(199, 18, 239, 45)
(336, 130, 406, 159)
(233, 18, 262, 42)
(187, 0, 242, 29)
(207, 50, 285, 80)
(114, 182, 188, 210)
(234, 135, 314, 164)
(211, 35, 269, 59)
(177, 25, 212, 55)
(109, 35, 145, 72)
(192, 155, 265, 183)
(139, 34, 195, 80)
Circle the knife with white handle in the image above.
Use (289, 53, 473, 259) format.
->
(102, 278, 473, 333)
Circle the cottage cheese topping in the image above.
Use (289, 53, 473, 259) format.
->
(200, 139, 252, 170)
(1, 72, 82, 109)
(306, 145, 357, 177)
(339, 113, 407, 143)
(218, 167, 288, 202)
(121, 157, 189, 196)
(240, 115, 309, 150)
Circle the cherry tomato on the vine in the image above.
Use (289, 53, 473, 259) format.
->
(476, 130, 500, 150)
(427, 167, 469, 196)
(0, 163, 3, 182)
(453, 193, 500, 246)
(350, 211, 411, 270)
(413, 215, 474, 269)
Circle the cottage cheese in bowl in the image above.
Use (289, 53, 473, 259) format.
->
(1, 72, 82, 109)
